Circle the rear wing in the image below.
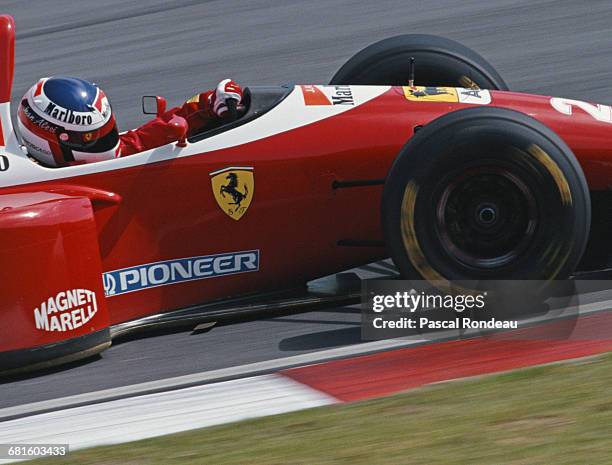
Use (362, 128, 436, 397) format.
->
(0, 15, 14, 149)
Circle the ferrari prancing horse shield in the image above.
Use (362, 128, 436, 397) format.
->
(210, 166, 254, 220)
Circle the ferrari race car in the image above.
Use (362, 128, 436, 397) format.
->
(0, 13, 610, 373)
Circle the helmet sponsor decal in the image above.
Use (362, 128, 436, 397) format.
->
(210, 166, 254, 220)
(43, 102, 94, 126)
(403, 86, 491, 105)
(21, 101, 58, 134)
(103, 250, 260, 297)
(17, 118, 55, 165)
(301, 85, 355, 106)
(33, 289, 98, 332)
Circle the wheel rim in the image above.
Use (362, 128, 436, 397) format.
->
(433, 165, 539, 269)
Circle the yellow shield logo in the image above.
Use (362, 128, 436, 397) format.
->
(210, 167, 254, 220)
(403, 86, 458, 102)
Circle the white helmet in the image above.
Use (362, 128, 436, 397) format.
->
(17, 76, 120, 167)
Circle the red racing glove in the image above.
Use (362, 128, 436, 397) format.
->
(209, 79, 243, 117)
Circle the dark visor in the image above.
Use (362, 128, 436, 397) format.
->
(58, 124, 119, 153)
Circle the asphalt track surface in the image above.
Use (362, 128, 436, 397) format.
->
(3, 0, 612, 408)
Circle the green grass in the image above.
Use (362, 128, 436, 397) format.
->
(28, 353, 612, 465)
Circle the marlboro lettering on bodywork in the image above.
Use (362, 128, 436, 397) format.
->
(34, 289, 98, 332)
(103, 250, 260, 297)
(331, 86, 354, 105)
(301, 85, 355, 106)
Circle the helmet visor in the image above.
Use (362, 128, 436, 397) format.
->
(58, 118, 119, 153)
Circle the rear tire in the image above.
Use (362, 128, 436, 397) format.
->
(330, 34, 508, 90)
(381, 107, 590, 296)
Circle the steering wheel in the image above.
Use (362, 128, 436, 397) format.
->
(224, 98, 239, 123)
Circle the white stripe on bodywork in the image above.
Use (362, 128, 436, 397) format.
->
(209, 165, 253, 176)
(0, 85, 390, 189)
(0, 374, 336, 462)
(0, 102, 12, 148)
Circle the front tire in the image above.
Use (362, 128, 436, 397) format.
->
(382, 107, 590, 294)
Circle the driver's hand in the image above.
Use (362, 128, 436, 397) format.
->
(210, 79, 243, 117)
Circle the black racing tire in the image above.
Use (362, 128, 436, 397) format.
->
(330, 34, 508, 90)
(381, 106, 590, 296)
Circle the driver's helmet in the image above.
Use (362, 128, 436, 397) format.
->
(17, 76, 120, 167)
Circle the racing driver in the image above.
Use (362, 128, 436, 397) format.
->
(16, 76, 243, 167)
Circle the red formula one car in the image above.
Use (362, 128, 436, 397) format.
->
(0, 14, 609, 373)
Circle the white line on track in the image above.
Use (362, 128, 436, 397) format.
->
(0, 375, 337, 463)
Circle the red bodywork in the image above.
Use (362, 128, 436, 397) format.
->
(1, 15, 612, 369)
